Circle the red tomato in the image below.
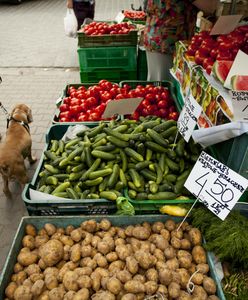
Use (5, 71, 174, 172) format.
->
(202, 57, 214, 70)
(59, 104, 69, 112)
(59, 111, 71, 120)
(210, 48, 218, 59)
(63, 97, 71, 105)
(60, 117, 69, 122)
(77, 114, 89, 122)
(157, 100, 168, 109)
(115, 94, 125, 100)
(86, 96, 98, 108)
(142, 108, 149, 116)
(158, 108, 168, 118)
(194, 50, 207, 65)
(100, 92, 112, 102)
(89, 112, 101, 121)
(146, 105, 156, 115)
(70, 98, 81, 106)
(131, 111, 140, 120)
(141, 99, 150, 107)
(70, 105, 82, 116)
(145, 93, 155, 102)
(161, 90, 170, 100)
(168, 111, 179, 121)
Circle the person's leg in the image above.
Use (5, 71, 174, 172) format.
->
(146, 51, 173, 81)
(73, 2, 88, 30)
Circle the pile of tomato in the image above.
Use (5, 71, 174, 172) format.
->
(186, 25, 248, 74)
(124, 10, 146, 20)
(58, 80, 178, 122)
(80, 22, 135, 36)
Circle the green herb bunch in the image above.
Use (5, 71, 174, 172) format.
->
(223, 271, 248, 300)
(191, 208, 248, 269)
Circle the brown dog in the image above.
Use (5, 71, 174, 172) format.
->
(0, 104, 37, 197)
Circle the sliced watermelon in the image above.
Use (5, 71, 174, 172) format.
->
(231, 75, 248, 91)
(212, 60, 233, 84)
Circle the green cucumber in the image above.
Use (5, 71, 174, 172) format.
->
(100, 191, 117, 201)
(91, 150, 116, 161)
(88, 168, 112, 180)
(45, 176, 58, 186)
(124, 147, 144, 162)
(129, 169, 142, 188)
(147, 128, 169, 148)
(52, 182, 70, 194)
(148, 192, 177, 200)
(85, 177, 103, 186)
(108, 164, 119, 188)
(87, 124, 105, 138)
(145, 141, 166, 153)
(107, 135, 129, 148)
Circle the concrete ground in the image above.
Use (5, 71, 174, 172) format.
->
(0, 0, 140, 272)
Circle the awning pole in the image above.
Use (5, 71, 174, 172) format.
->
(230, 0, 237, 14)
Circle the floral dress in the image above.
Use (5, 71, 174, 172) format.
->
(144, 0, 197, 54)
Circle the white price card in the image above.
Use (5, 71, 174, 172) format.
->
(184, 151, 248, 220)
(231, 90, 248, 122)
(177, 94, 202, 142)
(102, 98, 143, 119)
(115, 11, 125, 24)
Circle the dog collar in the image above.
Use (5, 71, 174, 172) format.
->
(7, 116, 30, 134)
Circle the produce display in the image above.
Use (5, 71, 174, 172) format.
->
(186, 25, 248, 76)
(58, 80, 178, 122)
(4, 218, 220, 299)
(79, 22, 136, 36)
(38, 117, 200, 201)
(123, 10, 146, 21)
(231, 75, 248, 91)
(192, 208, 248, 300)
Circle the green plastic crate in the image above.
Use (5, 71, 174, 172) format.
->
(77, 46, 137, 72)
(77, 30, 138, 48)
(137, 47, 147, 80)
(22, 124, 118, 216)
(80, 70, 137, 83)
(0, 215, 226, 300)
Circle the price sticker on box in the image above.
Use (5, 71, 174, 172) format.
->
(184, 151, 248, 220)
(115, 11, 125, 23)
(231, 90, 248, 122)
(177, 94, 202, 142)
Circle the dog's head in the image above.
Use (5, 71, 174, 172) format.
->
(11, 104, 33, 123)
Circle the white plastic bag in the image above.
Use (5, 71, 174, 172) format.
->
(64, 8, 78, 38)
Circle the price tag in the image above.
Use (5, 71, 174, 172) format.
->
(115, 11, 125, 24)
(184, 151, 248, 220)
(231, 90, 248, 122)
(177, 94, 202, 142)
(102, 98, 143, 119)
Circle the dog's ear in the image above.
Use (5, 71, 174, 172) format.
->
(27, 108, 33, 123)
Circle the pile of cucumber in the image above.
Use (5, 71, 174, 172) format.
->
(38, 116, 201, 201)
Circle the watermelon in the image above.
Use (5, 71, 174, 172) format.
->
(231, 75, 248, 91)
(212, 60, 233, 84)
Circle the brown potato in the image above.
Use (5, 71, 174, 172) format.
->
(164, 245, 176, 259)
(156, 261, 167, 270)
(44, 267, 59, 277)
(65, 225, 75, 236)
(207, 296, 220, 300)
(152, 221, 164, 233)
(106, 277, 122, 295)
(165, 257, 179, 270)
(181, 239, 191, 250)
(94, 254, 108, 268)
(179, 256, 192, 269)
(177, 290, 192, 300)
(102, 236, 115, 251)
(109, 260, 125, 274)
(70, 244, 81, 263)
(35, 235, 49, 248)
(75, 266, 92, 276)
(192, 246, 207, 264)
(38, 259, 47, 270)
(23, 278, 33, 288)
(188, 263, 197, 275)
(171, 236, 181, 249)
(31, 279, 45, 297)
(45, 275, 58, 290)
(121, 293, 137, 300)
(160, 228, 170, 241)
(192, 272, 204, 285)
(63, 245, 71, 261)
(60, 235, 74, 247)
(97, 241, 110, 255)
(13, 263, 23, 274)
(134, 250, 156, 269)
(168, 282, 181, 298)
(165, 219, 176, 231)
(153, 248, 164, 261)
(17, 249, 38, 267)
(51, 232, 63, 241)
(203, 277, 217, 295)
(57, 228, 65, 234)
(81, 245, 92, 258)
(64, 291, 76, 300)
(44, 223, 57, 236)
(73, 288, 89, 300)
(115, 238, 126, 247)
(171, 229, 184, 239)
(81, 220, 97, 233)
(106, 252, 118, 263)
(30, 273, 44, 283)
(196, 263, 209, 274)
(91, 272, 101, 292)
(38, 228, 48, 236)
(22, 235, 35, 250)
(117, 270, 132, 284)
(116, 228, 126, 239)
(124, 280, 145, 293)
(63, 271, 79, 291)
(99, 219, 111, 231)
(5, 282, 17, 299)
(172, 271, 181, 284)
(188, 228, 202, 246)
(13, 285, 32, 300)
(25, 264, 40, 276)
(82, 233, 93, 246)
(146, 268, 158, 282)
(92, 290, 115, 300)
(126, 256, 138, 275)
(25, 224, 37, 237)
(192, 285, 208, 300)
(91, 236, 101, 249)
(132, 274, 146, 283)
(177, 268, 190, 289)
(145, 281, 158, 295)
(107, 226, 117, 237)
(132, 226, 150, 240)
(150, 234, 169, 251)
(116, 245, 131, 261)
(39, 240, 64, 267)
(159, 268, 172, 285)
(70, 228, 82, 242)
(157, 284, 168, 296)
(48, 287, 65, 300)
(124, 225, 134, 237)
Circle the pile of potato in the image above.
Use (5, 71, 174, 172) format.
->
(5, 219, 220, 300)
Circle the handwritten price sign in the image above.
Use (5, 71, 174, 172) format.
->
(231, 90, 248, 122)
(177, 94, 202, 142)
(184, 151, 248, 220)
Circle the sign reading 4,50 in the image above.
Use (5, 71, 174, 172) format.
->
(184, 151, 248, 220)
